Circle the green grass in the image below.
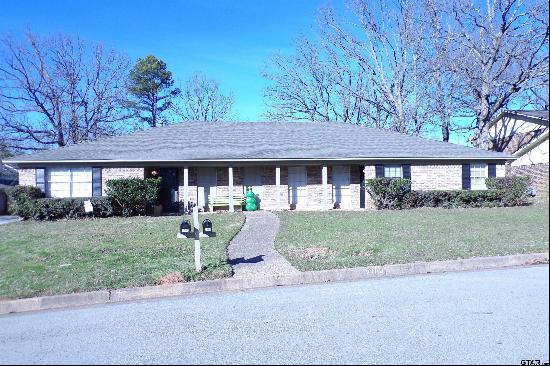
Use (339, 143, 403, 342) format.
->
(0, 213, 244, 299)
(275, 202, 549, 271)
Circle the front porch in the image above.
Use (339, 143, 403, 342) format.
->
(146, 164, 366, 213)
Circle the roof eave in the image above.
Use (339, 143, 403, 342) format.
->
(4, 155, 516, 165)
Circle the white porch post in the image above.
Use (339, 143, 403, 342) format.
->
(276, 166, 281, 210)
(183, 167, 189, 204)
(228, 166, 234, 212)
(322, 165, 329, 210)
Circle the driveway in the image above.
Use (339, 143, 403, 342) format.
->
(0, 216, 20, 225)
(0, 266, 548, 364)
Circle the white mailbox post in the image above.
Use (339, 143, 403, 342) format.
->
(192, 206, 201, 272)
(177, 205, 216, 273)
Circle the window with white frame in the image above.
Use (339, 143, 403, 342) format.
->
(470, 163, 488, 190)
(384, 164, 403, 178)
(47, 168, 93, 198)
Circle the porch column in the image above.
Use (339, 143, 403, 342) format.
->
(276, 166, 281, 210)
(183, 167, 189, 204)
(322, 165, 329, 210)
(228, 166, 234, 212)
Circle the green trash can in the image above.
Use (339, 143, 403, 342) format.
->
(244, 186, 257, 211)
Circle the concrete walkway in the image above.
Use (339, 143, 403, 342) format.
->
(228, 211, 299, 278)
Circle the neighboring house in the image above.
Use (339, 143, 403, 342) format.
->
(4, 121, 513, 212)
(488, 110, 549, 194)
(0, 163, 18, 187)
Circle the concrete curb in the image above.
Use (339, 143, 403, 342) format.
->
(1, 252, 548, 315)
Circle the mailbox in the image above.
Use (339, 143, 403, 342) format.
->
(180, 220, 193, 238)
(202, 218, 215, 237)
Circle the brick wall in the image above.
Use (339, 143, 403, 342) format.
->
(306, 166, 322, 210)
(496, 164, 506, 178)
(215, 167, 244, 197)
(17, 168, 36, 186)
(102, 167, 144, 195)
(411, 164, 462, 190)
(262, 166, 289, 210)
(507, 163, 549, 195)
(177, 167, 198, 204)
(364, 165, 377, 209)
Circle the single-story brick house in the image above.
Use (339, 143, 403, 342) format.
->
(4, 121, 513, 212)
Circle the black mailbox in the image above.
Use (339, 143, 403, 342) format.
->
(180, 220, 193, 237)
(202, 218, 215, 237)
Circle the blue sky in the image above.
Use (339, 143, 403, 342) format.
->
(1, 0, 331, 121)
(1, 0, 480, 145)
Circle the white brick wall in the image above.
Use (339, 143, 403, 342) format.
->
(102, 167, 145, 195)
(411, 164, 462, 190)
(17, 168, 35, 186)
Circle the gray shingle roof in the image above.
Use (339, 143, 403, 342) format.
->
(510, 110, 549, 121)
(500, 110, 550, 127)
(5, 121, 513, 164)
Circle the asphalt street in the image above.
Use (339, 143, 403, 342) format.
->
(0, 265, 548, 364)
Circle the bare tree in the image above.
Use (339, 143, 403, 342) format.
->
(325, 0, 430, 134)
(173, 73, 234, 122)
(264, 0, 430, 134)
(263, 0, 549, 144)
(0, 32, 130, 151)
(447, 0, 549, 148)
(263, 36, 376, 125)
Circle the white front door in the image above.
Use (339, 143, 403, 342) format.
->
(332, 165, 350, 208)
(288, 166, 307, 208)
(243, 166, 263, 208)
(197, 167, 217, 211)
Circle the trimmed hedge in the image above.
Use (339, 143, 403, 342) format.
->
(366, 176, 531, 210)
(5, 177, 161, 220)
(106, 177, 161, 217)
(6, 186, 116, 220)
(403, 190, 507, 209)
(28, 197, 115, 220)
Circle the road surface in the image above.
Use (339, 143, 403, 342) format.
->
(1, 266, 548, 364)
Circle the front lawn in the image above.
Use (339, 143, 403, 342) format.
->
(275, 202, 549, 271)
(0, 213, 244, 299)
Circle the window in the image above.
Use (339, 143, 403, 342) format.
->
(384, 164, 402, 178)
(47, 168, 93, 198)
(470, 163, 488, 190)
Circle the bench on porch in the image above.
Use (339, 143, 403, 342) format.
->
(208, 193, 245, 210)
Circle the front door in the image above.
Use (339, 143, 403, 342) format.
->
(243, 166, 263, 209)
(158, 168, 179, 213)
(288, 166, 307, 208)
(197, 167, 217, 211)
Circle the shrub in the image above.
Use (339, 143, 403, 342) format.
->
(9, 196, 115, 220)
(366, 177, 527, 210)
(486, 176, 531, 206)
(106, 177, 161, 217)
(31, 198, 86, 220)
(6, 185, 44, 218)
(365, 178, 411, 209)
(90, 196, 115, 217)
(414, 190, 506, 209)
